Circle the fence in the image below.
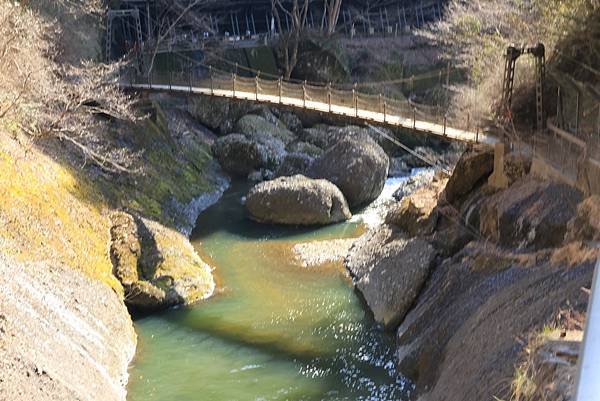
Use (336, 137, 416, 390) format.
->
(520, 75, 600, 195)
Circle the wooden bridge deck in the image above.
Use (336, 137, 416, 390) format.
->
(123, 78, 497, 145)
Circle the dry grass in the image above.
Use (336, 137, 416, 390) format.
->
(0, 1, 140, 174)
(421, 0, 600, 124)
(0, 1, 220, 293)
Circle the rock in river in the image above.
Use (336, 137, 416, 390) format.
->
(309, 136, 389, 207)
(245, 175, 352, 225)
(236, 114, 297, 145)
(213, 133, 284, 177)
(345, 225, 436, 329)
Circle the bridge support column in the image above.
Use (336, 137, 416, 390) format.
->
(488, 142, 509, 189)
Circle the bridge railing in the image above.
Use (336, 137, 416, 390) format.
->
(119, 62, 492, 143)
(504, 75, 600, 195)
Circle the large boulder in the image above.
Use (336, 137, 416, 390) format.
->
(245, 175, 351, 225)
(395, 243, 594, 400)
(308, 136, 389, 207)
(277, 111, 304, 134)
(345, 225, 436, 329)
(186, 96, 250, 134)
(299, 124, 395, 155)
(386, 176, 447, 236)
(443, 146, 494, 204)
(109, 212, 214, 312)
(287, 141, 324, 158)
(479, 178, 583, 250)
(213, 133, 284, 176)
(291, 46, 349, 83)
(236, 114, 297, 145)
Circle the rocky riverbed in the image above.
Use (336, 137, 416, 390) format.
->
(343, 146, 599, 400)
(3, 59, 595, 401)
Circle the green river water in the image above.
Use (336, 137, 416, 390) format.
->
(127, 182, 413, 401)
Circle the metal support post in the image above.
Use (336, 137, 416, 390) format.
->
(413, 107, 416, 130)
(383, 100, 387, 123)
(327, 82, 332, 113)
(255, 72, 260, 101)
(534, 43, 546, 132)
(353, 83, 358, 117)
(443, 114, 447, 136)
(169, 57, 172, 90)
(303, 80, 307, 108)
(278, 77, 282, 103)
(232, 73, 236, 97)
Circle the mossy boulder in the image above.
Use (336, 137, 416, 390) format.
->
(109, 211, 215, 312)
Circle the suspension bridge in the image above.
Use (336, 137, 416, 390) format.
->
(120, 63, 497, 145)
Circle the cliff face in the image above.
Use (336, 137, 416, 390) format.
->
(0, 255, 136, 401)
(0, 99, 228, 398)
(345, 147, 599, 401)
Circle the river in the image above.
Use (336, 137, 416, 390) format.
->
(127, 179, 417, 401)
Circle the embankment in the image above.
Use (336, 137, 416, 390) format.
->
(345, 146, 599, 400)
(0, 96, 229, 399)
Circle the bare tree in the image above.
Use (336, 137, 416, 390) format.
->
(272, 0, 311, 79)
(147, 0, 204, 76)
(324, 0, 342, 36)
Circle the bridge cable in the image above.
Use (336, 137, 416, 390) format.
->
(366, 124, 451, 175)
(167, 48, 461, 89)
(366, 123, 489, 243)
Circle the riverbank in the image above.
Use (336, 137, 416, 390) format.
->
(344, 146, 599, 400)
(0, 91, 232, 398)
